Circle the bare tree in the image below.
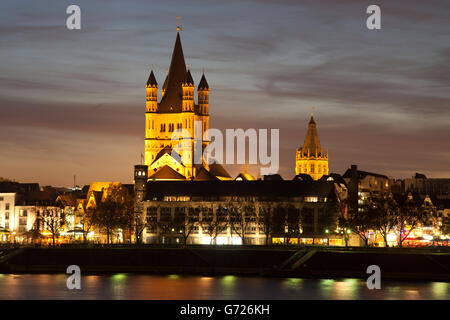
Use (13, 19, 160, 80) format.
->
(93, 186, 129, 244)
(286, 204, 302, 245)
(229, 202, 253, 244)
(118, 194, 135, 243)
(79, 206, 96, 244)
(259, 203, 274, 245)
(201, 206, 227, 245)
(134, 211, 146, 244)
(173, 206, 198, 246)
(394, 194, 431, 247)
(41, 207, 66, 246)
(370, 193, 398, 247)
(157, 206, 174, 244)
(339, 199, 376, 246)
(272, 205, 288, 244)
(144, 206, 158, 244)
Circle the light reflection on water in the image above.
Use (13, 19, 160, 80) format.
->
(0, 273, 448, 300)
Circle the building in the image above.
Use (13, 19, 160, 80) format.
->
(295, 114, 329, 180)
(0, 192, 15, 242)
(343, 164, 390, 213)
(144, 26, 230, 181)
(404, 173, 450, 196)
(135, 165, 355, 246)
(0, 181, 134, 244)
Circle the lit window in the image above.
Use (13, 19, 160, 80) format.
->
(305, 197, 318, 203)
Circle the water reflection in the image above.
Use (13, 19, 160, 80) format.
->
(432, 282, 449, 299)
(0, 273, 447, 300)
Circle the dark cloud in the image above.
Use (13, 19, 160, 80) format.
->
(0, 97, 142, 137)
(1, 0, 449, 185)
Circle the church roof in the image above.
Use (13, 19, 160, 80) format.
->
(209, 163, 231, 179)
(149, 165, 186, 180)
(198, 73, 209, 90)
(194, 167, 219, 181)
(300, 115, 323, 156)
(145, 180, 336, 200)
(152, 146, 182, 164)
(158, 32, 187, 113)
(146, 69, 157, 87)
(183, 69, 194, 86)
(162, 74, 168, 91)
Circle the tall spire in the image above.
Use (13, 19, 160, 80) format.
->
(158, 31, 187, 112)
(183, 67, 194, 86)
(198, 73, 209, 90)
(146, 66, 157, 87)
(303, 113, 323, 156)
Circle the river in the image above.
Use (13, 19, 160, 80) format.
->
(0, 274, 448, 300)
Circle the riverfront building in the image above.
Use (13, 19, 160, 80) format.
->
(134, 165, 357, 246)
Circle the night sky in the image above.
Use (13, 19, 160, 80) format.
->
(1, 0, 449, 186)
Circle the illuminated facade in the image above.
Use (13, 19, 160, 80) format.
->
(144, 30, 227, 180)
(295, 114, 329, 180)
(134, 165, 351, 245)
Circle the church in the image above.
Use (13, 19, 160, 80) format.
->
(144, 26, 231, 181)
(295, 113, 329, 180)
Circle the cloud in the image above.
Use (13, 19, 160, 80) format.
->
(1, 0, 449, 185)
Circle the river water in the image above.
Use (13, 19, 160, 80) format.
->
(0, 274, 448, 300)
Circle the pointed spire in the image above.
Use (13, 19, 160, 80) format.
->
(159, 32, 187, 112)
(198, 72, 209, 90)
(146, 67, 157, 87)
(303, 113, 323, 157)
(309, 106, 316, 124)
(183, 68, 194, 86)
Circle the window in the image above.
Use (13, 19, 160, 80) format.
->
(5, 203, 9, 210)
(310, 164, 315, 173)
(160, 207, 172, 222)
(146, 207, 158, 223)
(5, 212, 9, 219)
(188, 207, 200, 223)
(160, 123, 166, 132)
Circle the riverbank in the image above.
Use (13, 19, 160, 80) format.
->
(1, 246, 449, 281)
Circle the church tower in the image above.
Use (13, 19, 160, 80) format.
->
(144, 20, 214, 180)
(295, 113, 329, 180)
